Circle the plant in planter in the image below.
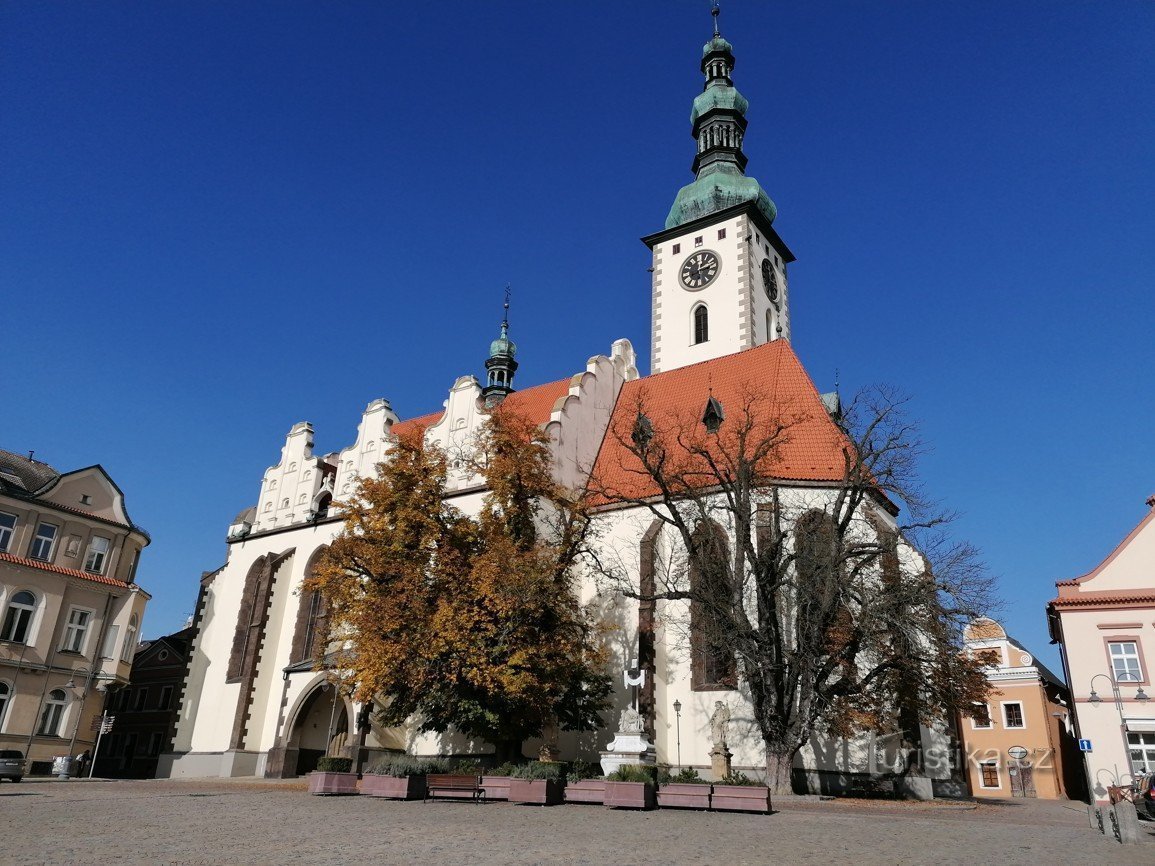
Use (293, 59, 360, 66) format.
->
(710, 769, 771, 814)
(480, 761, 518, 802)
(604, 764, 657, 810)
(508, 761, 566, 806)
(563, 760, 606, 805)
(657, 766, 712, 810)
(308, 756, 358, 795)
(361, 755, 447, 799)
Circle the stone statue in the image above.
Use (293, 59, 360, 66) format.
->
(709, 701, 730, 751)
(619, 706, 645, 734)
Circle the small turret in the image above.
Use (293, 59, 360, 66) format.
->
(482, 289, 518, 407)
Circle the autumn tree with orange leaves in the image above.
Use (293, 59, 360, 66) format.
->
(305, 409, 611, 762)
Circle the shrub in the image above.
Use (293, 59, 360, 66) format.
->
(316, 756, 352, 773)
(453, 758, 484, 774)
(718, 769, 760, 786)
(566, 760, 602, 782)
(488, 762, 519, 777)
(606, 764, 655, 783)
(510, 761, 564, 781)
(659, 766, 704, 784)
(365, 755, 448, 776)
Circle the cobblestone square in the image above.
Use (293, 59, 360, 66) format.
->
(3, 778, 1152, 865)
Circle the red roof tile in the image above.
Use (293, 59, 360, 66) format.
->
(1048, 589, 1155, 609)
(0, 551, 130, 588)
(391, 378, 572, 438)
(590, 341, 852, 504)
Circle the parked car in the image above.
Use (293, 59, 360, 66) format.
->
(0, 750, 26, 782)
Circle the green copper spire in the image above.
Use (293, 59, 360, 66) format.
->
(482, 287, 518, 405)
(665, 4, 777, 230)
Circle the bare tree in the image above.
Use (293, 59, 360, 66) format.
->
(588, 382, 994, 795)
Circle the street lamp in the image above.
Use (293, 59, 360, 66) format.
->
(1083, 671, 1150, 804)
(673, 699, 682, 772)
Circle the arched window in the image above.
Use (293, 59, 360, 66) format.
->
(291, 550, 331, 664)
(693, 304, 709, 344)
(281, 499, 290, 510)
(1, 591, 36, 644)
(38, 688, 67, 736)
(689, 521, 735, 690)
(121, 614, 138, 662)
(766, 309, 774, 343)
(0, 681, 10, 730)
(313, 492, 332, 520)
(794, 510, 842, 651)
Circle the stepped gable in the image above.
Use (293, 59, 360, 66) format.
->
(590, 340, 852, 505)
(391, 377, 572, 437)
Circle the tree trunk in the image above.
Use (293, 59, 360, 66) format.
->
(491, 739, 525, 765)
(764, 748, 796, 796)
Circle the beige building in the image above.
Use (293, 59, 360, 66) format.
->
(0, 449, 150, 774)
(1048, 496, 1155, 802)
(959, 618, 1082, 799)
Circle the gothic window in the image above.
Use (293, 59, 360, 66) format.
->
(227, 559, 267, 682)
(693, 305, 709, 345)
(314, 493, 332, 520)
(794, 510, 843, 650)
(1, 591, 36, 644)
(766, 309, 773, 342)
(291, 550, 330, 664)
(38, 689, 67, 736)
(690, 521, 736, 690)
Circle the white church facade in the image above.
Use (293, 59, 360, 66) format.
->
(160, 15, 957, 793)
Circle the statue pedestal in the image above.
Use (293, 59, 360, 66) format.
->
(710, 747, 732, 780)
(600, 731, 656, 776)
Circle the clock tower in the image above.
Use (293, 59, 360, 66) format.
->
(642, 7, 795, 374)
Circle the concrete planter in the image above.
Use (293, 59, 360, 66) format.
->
(658, 782, 712, 809)
(508, 778, 565, 806)
(564, 779, 606, 805)
(360, 773, 426, 800)
(307, 771, 359, 795)
(710, 784, 771, 813)
(480, 775, 512, 801)
(604, 780, 656, 810)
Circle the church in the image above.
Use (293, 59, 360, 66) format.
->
(160, 12, 957, 795)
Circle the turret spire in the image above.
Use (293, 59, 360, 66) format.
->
(482, 285, 518, 406)
(664, 7, 777, 229)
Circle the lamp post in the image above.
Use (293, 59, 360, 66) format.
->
(1084, 671, 1150, 799)
(673, 699, 682, 772)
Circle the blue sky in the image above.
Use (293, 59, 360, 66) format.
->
(3, 1, 1153, 674)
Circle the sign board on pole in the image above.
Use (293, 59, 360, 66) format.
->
(102, 716, 115, 734)
(1079, 738, 1092, 752)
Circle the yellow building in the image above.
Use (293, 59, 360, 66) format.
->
(0, 449, 150, 775)
(958, 618, 1082, 799)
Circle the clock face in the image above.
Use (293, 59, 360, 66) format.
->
(762, 258, 779, 301)
(680, 250, 720, 289)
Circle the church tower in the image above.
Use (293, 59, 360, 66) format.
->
(643, 7, 795, 374)
(481, 293, 518, 407)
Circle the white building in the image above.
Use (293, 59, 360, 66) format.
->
(161, 15, 955, 792)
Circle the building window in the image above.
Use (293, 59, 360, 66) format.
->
(694, 236, 703, 247)
(61, 608, 92, 654)
(148, 731, 163, 756)
(0, 681, 10, 730)
(122, 614, 138, 662)
(28, 522, 59, 561)
(1129, 732, 1155, 773)
(133, 688, 148, 711)
(38, 689, 67, 736)
(717, 228, 726, 240)
(979, 761, 1000, 789)
(692, 304, 709, 345)
(1109, 641, 1143, 683)
(127, 548, 141, 583)
(0, 512, 16, 552)
(689, 521, 736, 690)
(672, 243, 681, 255)
(970, 703, 992, 729)
(0, 591, 36, 644)
(1002, 702, 1025, 729)
(159, 685, 173, 710)
(80, 494, 93, 506)
(101, 624, 120, 660)
(84, 536, 111, 574)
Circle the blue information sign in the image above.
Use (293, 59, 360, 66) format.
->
(1079, 738, 1092, 752)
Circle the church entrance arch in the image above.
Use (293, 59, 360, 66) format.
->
(284, 680, 351, 777)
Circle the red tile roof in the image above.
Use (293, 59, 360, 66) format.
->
(590, 340, 852, 504)
(1048, 589, 1155, 609)
(391, 378, 572, 437)
(0, 551, 130, 588)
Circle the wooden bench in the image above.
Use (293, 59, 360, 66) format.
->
(424, 773, 485, 803)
